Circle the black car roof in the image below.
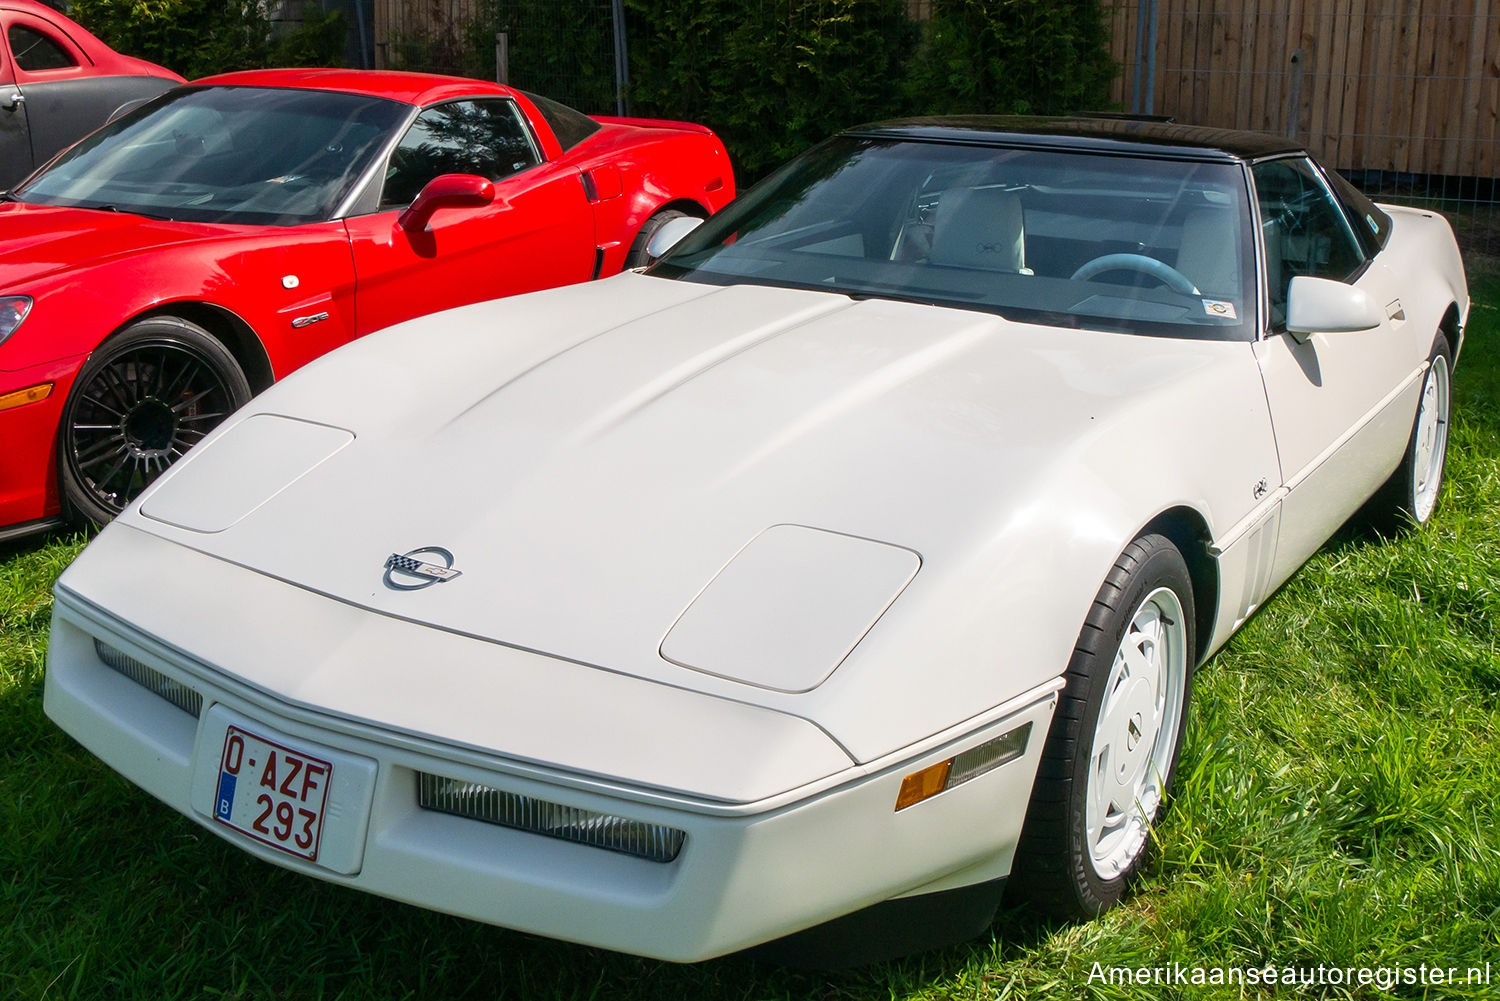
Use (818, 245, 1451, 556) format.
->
(846, 116, 1306, 163)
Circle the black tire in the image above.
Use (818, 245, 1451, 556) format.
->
(1009, 534, 1195, 918)
(1366, 335, 1452, 534)
(59, 316, 251, 527)
(625, 209, 694, 268)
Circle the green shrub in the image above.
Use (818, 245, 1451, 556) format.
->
(268, 4, 350, 69)
(67, 0, 347, 79)
(905, 0, 1116, 116)
(625, 0, 918, 181)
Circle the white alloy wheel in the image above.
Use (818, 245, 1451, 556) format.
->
(1410, 352, 1451, 524)
(1085, 585, 1188, 880)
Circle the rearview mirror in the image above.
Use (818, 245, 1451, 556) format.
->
(644, 215, 704, 262)
(1285, 276, 1383, 343)
(398, 174, 495, 233)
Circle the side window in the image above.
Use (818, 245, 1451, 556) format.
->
(1252, 158, 1366, 327)
(1324, 167, 1393, 254)
(380, 99, 540, 208)
(8, 25, 77, 71)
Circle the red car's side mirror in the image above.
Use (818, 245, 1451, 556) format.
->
(398, 174, 495, 232)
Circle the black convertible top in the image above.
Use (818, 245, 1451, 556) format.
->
(847, 116, 1305, 163)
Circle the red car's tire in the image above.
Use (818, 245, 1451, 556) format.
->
(625, 209, 695, 268)
(59, 316, 251, 527)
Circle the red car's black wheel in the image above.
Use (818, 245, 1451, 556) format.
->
(59, 317, 251, 526)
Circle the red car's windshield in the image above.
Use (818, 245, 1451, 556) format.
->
(15, 86, 410, 226)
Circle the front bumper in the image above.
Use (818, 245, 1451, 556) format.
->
(0, 353, 83, 526)
(44, 529, 1058, 961)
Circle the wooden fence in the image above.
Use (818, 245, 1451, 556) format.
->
(1110, 0, 1500, 179)
(372, 0, 480, 69)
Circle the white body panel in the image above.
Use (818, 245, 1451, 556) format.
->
(102, 275, 1285, 762)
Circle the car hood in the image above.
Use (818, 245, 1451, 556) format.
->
(119, 272, 1266, 760)
(0, 202, 242, 288)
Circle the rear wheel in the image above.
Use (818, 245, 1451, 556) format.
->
(625, 208, 694, 268)
(1010, 534, 1194, 917)
(1368, 335, 1452, 532)
(59, 316, 251, 526)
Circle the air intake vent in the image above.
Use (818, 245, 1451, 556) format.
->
(94, 639, 203, 718)
(417, 773, 685, 863)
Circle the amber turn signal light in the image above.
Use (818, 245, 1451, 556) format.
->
(894, 722, 1034, 812)
(0, 383, 52, 412)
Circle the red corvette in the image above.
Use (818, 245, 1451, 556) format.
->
(0, 68, 734, 535)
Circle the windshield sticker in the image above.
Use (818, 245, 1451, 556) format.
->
(1202, 298, 1238, 319)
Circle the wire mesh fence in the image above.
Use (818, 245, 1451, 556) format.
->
(1110, 0, 1500, 261)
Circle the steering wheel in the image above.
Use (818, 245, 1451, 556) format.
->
(1070, 254, 1200, 296)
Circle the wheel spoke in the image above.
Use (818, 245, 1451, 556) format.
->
(1119, 634, 1158, 689)
(110, 361, 144, 408)
(75, 434, 129, 467)
(171, 386, 218, 413)
(78, 393, 124, 418)
(177, 410, 228, 425)
(95, 452, 133, 495)
(1097, 692, 1131, 755)
(162, 354, 200, 402)
(94, 366, 134, 414)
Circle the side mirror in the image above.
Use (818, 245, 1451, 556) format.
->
(1285, 276, 1383, 343)
(398, 174, 495, 233)
(644, 215, 704, 262)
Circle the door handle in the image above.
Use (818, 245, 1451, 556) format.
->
(2, 91, 23, 111)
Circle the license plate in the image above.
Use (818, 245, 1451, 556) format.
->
(213, 725, 333, 862)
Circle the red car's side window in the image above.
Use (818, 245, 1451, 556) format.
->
(8, 24, 76, 72)
(379, 99, 541, 208)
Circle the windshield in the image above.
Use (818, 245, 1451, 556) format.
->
(15, 86, 410, 225)
(652, 136, 1256, 339)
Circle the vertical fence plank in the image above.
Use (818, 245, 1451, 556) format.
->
(1371, 0, 1401, 171)
(1288, 0, 1312, 139)
(1333, 0, 1368, 171)
(1456, 0, 1489, 177)
(1160, 0, 1184, 118)
(1112, 0, 1137, 109)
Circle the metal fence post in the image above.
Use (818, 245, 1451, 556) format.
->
(611, 0, 630, 116)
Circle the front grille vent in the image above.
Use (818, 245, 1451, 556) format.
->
(417, 772, 686, 863)
(94, 639, 203, 718)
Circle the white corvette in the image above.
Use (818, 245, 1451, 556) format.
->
(45, 118, 1467, 964)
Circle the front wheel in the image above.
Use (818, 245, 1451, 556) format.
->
(1009, 533, 1194, 917)
(59, 316, 251, 527)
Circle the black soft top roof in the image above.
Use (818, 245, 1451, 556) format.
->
(846, 116, 1305, 163)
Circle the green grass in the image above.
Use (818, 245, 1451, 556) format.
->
(5, 274, 1500, 1000)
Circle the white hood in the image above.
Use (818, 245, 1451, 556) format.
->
(117, 272, 1274, 761)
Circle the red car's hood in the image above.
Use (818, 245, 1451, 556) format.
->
(0, 202, 243, 289)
